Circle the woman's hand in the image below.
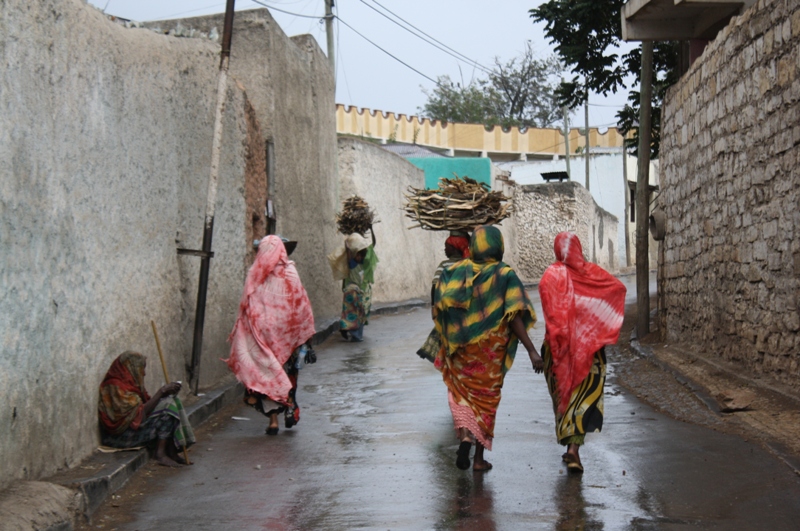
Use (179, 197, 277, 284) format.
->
(160, 382, 182, 396)
(528, 349, 544, 374)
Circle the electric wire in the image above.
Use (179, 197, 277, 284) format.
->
(250, 0, 330, 20)
(335, 15, 442, 87)
(365, 0, 493, 74)
(358, 0, 492, 75)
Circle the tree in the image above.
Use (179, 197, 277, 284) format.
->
(419, 76, 503, 126)
(530, 1, 679, 157)
(420, 43, 563, 129)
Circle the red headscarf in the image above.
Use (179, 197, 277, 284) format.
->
(445, 235, 470, 258)
(225, 236, 316, 404)
(538, 232, 626, 414)
(98, 352, 150, 435)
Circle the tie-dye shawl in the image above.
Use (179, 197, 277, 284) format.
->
(225, 236, 316, 405)
(539, 232, 626, 414)
(434, 226, 536, 374)
(98, 351, 150, 435)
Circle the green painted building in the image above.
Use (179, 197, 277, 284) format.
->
(407, 157, 492, 190)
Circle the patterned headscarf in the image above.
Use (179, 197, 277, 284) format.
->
(98, 351, 150, 435)
(538, 232, 626, 414)
(434, 226, 536, 373)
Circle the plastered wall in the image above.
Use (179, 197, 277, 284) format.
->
(659, 0, 800, 382)
(0, 0, 332, 488)
(337, 138, 447, 303)
(145, 9, 342, 331)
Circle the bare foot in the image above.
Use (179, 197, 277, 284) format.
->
(473, 460, 493, 472)
(155, 455, 182, 467)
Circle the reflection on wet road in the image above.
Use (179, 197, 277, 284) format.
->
(112, 280, 800, 530)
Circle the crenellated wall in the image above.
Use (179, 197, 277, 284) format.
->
(659, 0, 800, 382)
(336, 104, 625, 159)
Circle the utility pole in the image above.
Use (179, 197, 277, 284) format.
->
(563, 106, 571, 179)
(584, 95, 590, 191)
(325, 0, 335, 75)
(622, 145, 631, 268)
(182, 0, 236, 395)
(636, 41, 654, 339)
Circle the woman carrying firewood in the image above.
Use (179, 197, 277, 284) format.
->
(433, 225, 542, 471)
(328, 226, 378, 342)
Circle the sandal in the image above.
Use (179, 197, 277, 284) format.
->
(456, 441, 472, 470)
(567, 460, 584, 474)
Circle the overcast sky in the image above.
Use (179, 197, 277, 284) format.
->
(88, 0, 636, 129)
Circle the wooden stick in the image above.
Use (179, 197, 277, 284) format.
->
(151, 320, 191, 465)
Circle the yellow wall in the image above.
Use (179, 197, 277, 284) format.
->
(336, 104, 625, 157)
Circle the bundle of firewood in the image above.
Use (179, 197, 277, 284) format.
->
(336, 195, 378, 235)
(404, 176, 512, 231)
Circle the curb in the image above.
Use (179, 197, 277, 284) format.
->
(55, 379, 246, 522)
(628, 333, 800, 477)
(628, 331, 722, 415)
(50, 301, 429, 525)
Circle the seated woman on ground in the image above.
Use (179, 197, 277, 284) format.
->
(98, 351, 195, 467)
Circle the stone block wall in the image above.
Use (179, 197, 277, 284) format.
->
(512, 182, 619, 281)
(659, 0, 800, 381)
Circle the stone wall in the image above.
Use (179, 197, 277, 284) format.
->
(512, 182, 619, 281)
(337, 138, 447, 302)
(0, 0, 333, 488)
(659, 0, 800, 381)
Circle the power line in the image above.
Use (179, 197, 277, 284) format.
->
(366, 0, 493, 74)
(358, 0, 491, 75)
(336, 15, 355, 103)
(250, 0, 330, 19)
(335, 15, 442, 87)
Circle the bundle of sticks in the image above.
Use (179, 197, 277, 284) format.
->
(336, 195, 378, 235)
(404, 176, 512, 231)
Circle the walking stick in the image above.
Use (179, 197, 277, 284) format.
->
(151, 320, 192, 465)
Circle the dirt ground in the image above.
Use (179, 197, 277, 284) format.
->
(611, 301, 800, 476)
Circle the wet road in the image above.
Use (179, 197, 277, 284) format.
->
(98, 279, 800, 530)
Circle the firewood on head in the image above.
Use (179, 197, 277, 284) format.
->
(336, 195, 379, 235)
(403, 176, 511, 231)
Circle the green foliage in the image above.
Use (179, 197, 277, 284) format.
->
(530, 0, 680, 158)
(419, 43, 563, 129)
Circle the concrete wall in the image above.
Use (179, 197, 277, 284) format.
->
(146, 9, 341, 330)
(511, 182, 619, 281)
(0, 0, 336, 488)
(499, 152, 659, 269)
(0, 0, 259, 487)
(337, 138, 447, 302)
(659, 0, 800, 382)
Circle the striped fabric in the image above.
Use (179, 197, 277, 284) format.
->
(434, 226, 536, 374)
(543, 343, 606, 444)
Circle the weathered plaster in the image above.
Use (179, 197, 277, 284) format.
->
(337, 138, 447, 303)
